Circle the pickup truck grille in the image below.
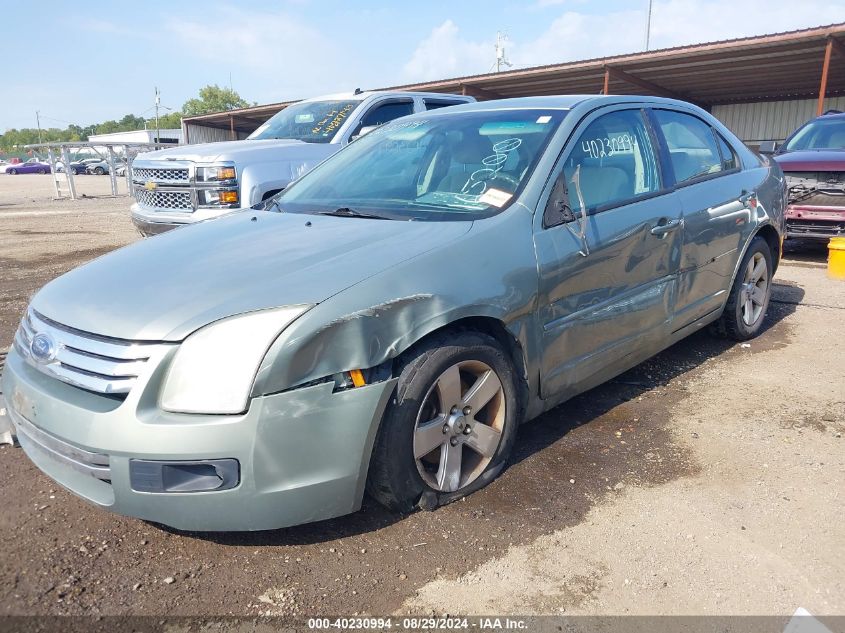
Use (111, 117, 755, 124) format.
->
(13, 309, 170, 396)
(133, 187, 192, 210)
(132, 167, 189, 182)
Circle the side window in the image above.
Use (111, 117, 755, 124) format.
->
(423, 99, 464, 111)
(653, 110, 723, 183)
(359, 101, 414, 128)
(715, 131, 738, 171)
(562, 109, 660, 213)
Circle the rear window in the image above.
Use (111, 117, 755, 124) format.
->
(653, 110, 723, 183)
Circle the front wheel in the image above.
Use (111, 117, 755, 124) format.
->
(367, 331, 520, 513)
(8, 168, 17, 175)
(712, 236, 773, 340)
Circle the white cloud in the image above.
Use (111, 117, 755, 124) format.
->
(166, 7, 347, 100)
(402, 0, 845, 82)
(402, 20, 491, 82)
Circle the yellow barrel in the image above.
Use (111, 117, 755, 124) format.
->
(830, 237, 845, 280)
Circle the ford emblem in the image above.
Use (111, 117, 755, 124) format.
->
(30, 333, 57, 363)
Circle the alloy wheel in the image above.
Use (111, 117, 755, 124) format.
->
(740, 251, 768, 326)
(413, 360, 506, 493)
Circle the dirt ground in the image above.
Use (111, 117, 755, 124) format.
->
(0, 174, 842, 618)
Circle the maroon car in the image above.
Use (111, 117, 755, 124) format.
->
(5, 158, 51, 175)
(765, 111, 845, 240)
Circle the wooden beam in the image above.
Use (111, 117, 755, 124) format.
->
(602, 67, 610, 95)
(230, 115, 236, 141)
(818, 38, 833, 116)
(605, 65, 687, 100)
(829, 36, 845, 59)
(459, 83, 505, 101)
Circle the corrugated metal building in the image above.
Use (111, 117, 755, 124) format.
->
(182, 23, 845, 149)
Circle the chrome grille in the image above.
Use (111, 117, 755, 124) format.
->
(133, 187, 192, 210)
(13, 309, 170, 396)
(132, 167, 189, 182)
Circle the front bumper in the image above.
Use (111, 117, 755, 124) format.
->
(130, 203, 252, 237)
(1, 349, 396, 531)
(785, 204, 845, 239)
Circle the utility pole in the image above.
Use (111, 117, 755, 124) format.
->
(492, 31, 512, 73)
(644, 0, 654, 51)
(35, 111, 43, 144)
(154, 87, 161, 145)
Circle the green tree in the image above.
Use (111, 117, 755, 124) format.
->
(182, 84, 251, 116)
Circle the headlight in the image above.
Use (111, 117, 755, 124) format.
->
(160, 305, 311, 414)
(197, 188, 239, 206)
(196, 165, 237, 182)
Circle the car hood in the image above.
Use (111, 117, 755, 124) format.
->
(31, 211, 472, 341)
(136, 138, 316, 163)
(774, 150, 845, 172)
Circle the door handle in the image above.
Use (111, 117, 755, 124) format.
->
(650, 218, 682, 236)
(739, 190, 758, 209)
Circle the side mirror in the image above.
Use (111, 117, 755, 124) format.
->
(758, 140, 778, 154)
(350, 125, 379, 142)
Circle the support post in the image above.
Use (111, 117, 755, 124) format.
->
(602, 67, 610, 95)
(817, 38, 834, 116)
(230, 115, 236, 141)
(47, 147, 60, 199)
(61, 146, 77, 200)
(107, 146, 118, 196)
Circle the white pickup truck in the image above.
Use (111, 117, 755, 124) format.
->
(130, 90, 474, 235)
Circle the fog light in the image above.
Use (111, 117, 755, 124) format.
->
(129, 459, 239, 493)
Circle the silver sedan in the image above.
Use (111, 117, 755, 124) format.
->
(1, 95, 785, 530)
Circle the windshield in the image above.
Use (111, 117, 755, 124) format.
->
(247, 100, 360, 143)
(783, 117, 845, 152)
(275, 109, 566, 220)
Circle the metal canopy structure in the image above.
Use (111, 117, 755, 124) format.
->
(183, 101, 295, 140)
(23, 141, 167, 200)
(386, 22, 845, 110)
(182, 22, 845, 138)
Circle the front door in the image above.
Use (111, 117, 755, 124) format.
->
(534, 107, 683, 401)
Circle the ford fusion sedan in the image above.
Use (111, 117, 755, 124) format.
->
(1, 95, 785, 531)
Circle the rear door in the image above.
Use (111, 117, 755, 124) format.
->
(534, 106, 683, 401)
(649, 108, 759, 328)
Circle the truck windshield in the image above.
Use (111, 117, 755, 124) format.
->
(247, 100, 360, 143)
(783, 117, 845, 152)
(276, 109, 566, 220)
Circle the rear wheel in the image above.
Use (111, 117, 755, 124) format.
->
(712, 236, 773, 340)
(8, 168, 17, 175)
(367, 332, 520, 513)
(37, 168, 46, 174)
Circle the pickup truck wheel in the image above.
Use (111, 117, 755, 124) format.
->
(367, 331, 519, 513)
(712, 236, 773, 341)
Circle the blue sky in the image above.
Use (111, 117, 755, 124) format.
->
(2, 0, 843, 132)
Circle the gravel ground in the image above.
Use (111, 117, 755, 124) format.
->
(0, 174, 842, 618)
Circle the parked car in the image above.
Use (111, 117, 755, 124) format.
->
(56, 158, 100, 175)
(129, 90, 475, 236)
(6, 158, 51, 174)
(760, 110, 845, 240)
(1, 95, 785, 531)
(86, 159, 111, 175)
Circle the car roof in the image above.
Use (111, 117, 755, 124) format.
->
(301, 90, 473, 103)
(420, 94, 701, 115)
